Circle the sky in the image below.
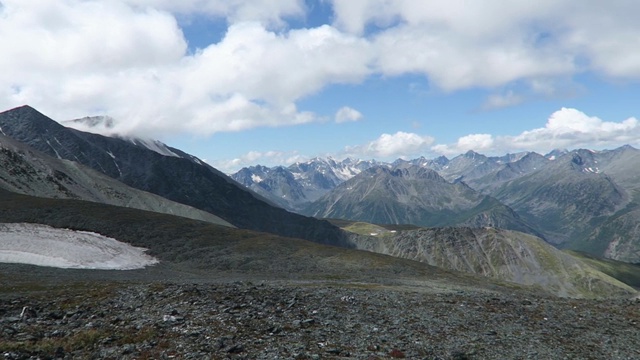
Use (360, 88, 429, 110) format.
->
(1, 0, 640, 173)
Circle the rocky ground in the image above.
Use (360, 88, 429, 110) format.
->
(2, 281, 640, 359)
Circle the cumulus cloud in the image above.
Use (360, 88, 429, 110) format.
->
(432, 134, 494, 155)
(1, 0, 640, 141)
(345, 131, 435, 159)
(125, 0, 306, 27)
(0, 1, 373, 137)
(331, 0, 640, 92)
(432, 108, 640, 156)
(335, 106, 363, 123)
(507, 108, 640, 150)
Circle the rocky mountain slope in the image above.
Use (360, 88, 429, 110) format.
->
(483, 147, 640, 263)
(231, 150, 553, 212)
(3, 281, 640, 360)
(0, 134, 232, 227)
(0, 105, 351, 248)
(231, 157, 380, 211)
(491, 150, 630, 245)
(303, 165, 537, 234)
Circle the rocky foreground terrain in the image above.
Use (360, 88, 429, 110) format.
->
(2, 280, 640, 360)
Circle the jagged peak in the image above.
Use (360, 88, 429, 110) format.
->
(0, 104, 39, 114)
(615, 144, 638, 152)
(433, 155, 449, 163)
(545, 148, 569, 160)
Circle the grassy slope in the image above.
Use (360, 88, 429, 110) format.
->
(0, 189, 510, 294)
(336, 220, 636, 298)
(565, 250, 640, 289)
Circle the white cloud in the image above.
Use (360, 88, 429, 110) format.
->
(125, 0, 306, 27)
(483, 91, 525, 110)
(0, 2, 373, 138)
(212, 150, 308, 174)
(215, 107, 639, 171)
(1, 0, 640, 142)
(432, 134, 494, 155)
(345, 131, 435, 159)
(508, 108, 640, 150)
(433, 108, 640, 156)
(335, 106, 363, 123)
(332, 0, 640, 91)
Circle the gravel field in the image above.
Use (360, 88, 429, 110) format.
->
(2, 281, 640, 359)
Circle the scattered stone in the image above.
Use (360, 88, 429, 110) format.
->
(0, 282, 639, 359)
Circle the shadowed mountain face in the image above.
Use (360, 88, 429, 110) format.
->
(231, 157, 381, 211)
(302, 165, 538, 234)
(0, 106, 352, 248)
(232, 165, 309, 211)
(478, 146, 640, 263)
(466, 152, 551, 193)
(0, 134, 233, 227)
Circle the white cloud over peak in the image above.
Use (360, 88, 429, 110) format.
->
(433, 108, 640, 156)
(213, 149, 308, 174)
(335, 106, 363, 123)
(345, 131, 435, 159)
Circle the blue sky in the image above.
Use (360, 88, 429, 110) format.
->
(1, 1, 640, 173)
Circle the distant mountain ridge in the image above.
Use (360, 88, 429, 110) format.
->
(231, 157, 382, 211)
(233, 144, 640, 263)
(301, 165, 539, 234)
(231, 149, 558, 211)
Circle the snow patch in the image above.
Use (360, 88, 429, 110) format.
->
(0, 223, 158, 270)
(251, 174, 263, 183)
(45, 140, 62, 159)
(129, 138, 180, 158)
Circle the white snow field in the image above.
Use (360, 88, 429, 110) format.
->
(0, 223, 158, 269)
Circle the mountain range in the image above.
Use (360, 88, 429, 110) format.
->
(233, 143, 640, 263)
(0, 105, 638, 299)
